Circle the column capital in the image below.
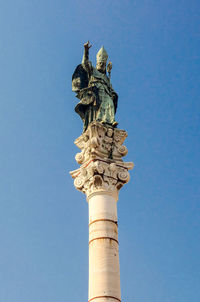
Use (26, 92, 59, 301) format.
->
(70, 158, 133, 199)
(70, 122, 134, 199)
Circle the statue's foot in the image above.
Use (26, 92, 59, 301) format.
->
(112, 121, 118, 127)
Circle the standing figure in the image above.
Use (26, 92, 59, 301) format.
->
(72, 41, 118, 131)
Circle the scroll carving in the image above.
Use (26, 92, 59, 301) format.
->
(70, 122, 134, 198)
(70, 159, 133, 197)
(74, 121, 128, 165)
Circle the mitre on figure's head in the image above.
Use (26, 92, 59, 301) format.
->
(96, 46, 108, 63)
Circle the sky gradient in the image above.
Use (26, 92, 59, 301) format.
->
(0, 1, 200, 301)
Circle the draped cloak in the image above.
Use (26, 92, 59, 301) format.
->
(72, 59, 118, 132)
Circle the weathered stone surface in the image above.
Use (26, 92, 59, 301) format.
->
(74, 121, 128, 164)
(70, 121, 133, 198)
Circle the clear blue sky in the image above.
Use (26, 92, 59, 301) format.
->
(0, 0, 199, 301)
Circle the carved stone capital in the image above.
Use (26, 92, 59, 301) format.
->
(74, 121, 128, 164)
(70, 122, 134, 198)
(70, 159, 133, 199)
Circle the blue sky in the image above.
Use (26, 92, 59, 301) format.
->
(0, 0, 200, 301)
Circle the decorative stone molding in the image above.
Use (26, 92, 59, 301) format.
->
(70, 122, 134, 198)
(74, 121, 128, 164)
(70, 159, 133, 198)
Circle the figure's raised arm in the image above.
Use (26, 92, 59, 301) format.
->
(84, 41, 92, 51)
(82, 41, 92, 65)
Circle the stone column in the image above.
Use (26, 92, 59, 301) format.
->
(70, 122, 133, 302)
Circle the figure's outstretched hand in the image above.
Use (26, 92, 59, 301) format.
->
(84, 41, 92, 50)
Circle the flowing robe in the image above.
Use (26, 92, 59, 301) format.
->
(89, 68, 117, 124)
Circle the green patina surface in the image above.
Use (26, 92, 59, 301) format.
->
(72, 42, 118, 131)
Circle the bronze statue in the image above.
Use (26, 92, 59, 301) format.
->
(72, 41, 118, 131)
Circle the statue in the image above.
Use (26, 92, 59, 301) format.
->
(72, 41, 118, 132)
